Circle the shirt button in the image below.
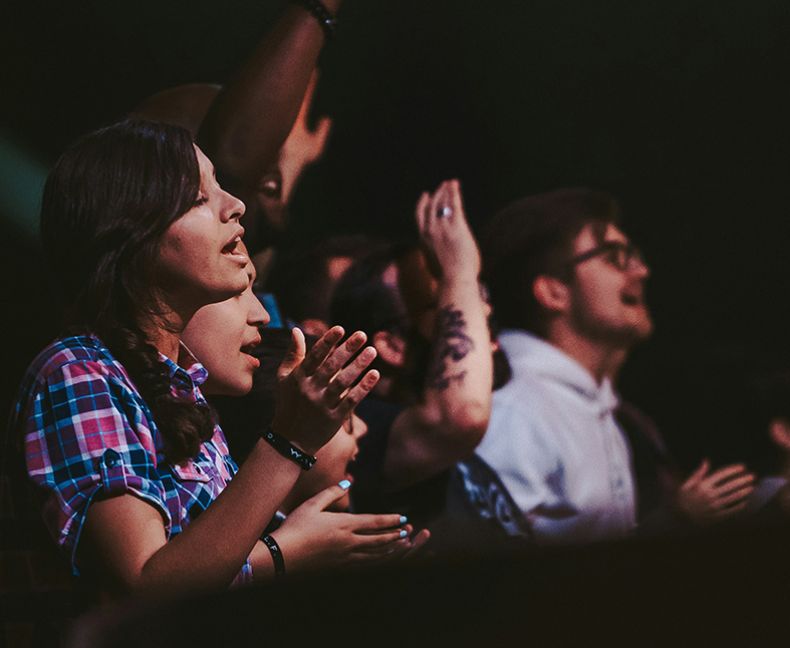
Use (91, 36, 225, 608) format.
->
(103, 449, 120, 468)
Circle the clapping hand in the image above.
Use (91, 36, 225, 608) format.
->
(676, 460, 756, 525)
(273, 326, 379, 455)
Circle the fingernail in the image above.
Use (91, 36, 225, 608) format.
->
(399, 515, 408, 525)
(338, 479, 351, 490)
(399, 529, 408, 539)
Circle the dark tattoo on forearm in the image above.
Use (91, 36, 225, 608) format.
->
(426, 306, 474, 390)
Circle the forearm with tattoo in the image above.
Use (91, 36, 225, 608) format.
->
(425, 306, 474, 390)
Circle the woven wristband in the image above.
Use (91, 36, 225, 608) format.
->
(291, 0, 337, 40)
(260, 426, 317, 471)
(262, 535, 285, 579)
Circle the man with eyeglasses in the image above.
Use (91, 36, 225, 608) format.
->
(460, 188, 664, 544)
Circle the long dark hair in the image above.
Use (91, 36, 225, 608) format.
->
(40, 119, 215, 465)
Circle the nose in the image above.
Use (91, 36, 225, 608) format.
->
(629, 256, 650, 279)
(246, 290, 270, 327)
(221, 189, 246, 223)
(351, 415, 368, 441)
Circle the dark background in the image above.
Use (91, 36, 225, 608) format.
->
(3, 0, 790, 468)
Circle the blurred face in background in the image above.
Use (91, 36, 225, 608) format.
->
(288, 414, 369, 511)
(566, 223, 653, 347)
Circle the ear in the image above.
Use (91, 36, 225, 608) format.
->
(533, 275, 570, 314)
(769, 418, 790, 451)
(372, 330, 406, 368)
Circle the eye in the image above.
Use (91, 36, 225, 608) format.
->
(193, 194, 208, 208)
(259, 172, 282, 199)
(600, 246, 620, 267)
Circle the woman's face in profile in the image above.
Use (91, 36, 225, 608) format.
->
(156, 145, 251, 309)
(183, 258, 270, 397)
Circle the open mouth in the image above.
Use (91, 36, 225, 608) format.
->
(222, 236, 243, 255)
(240, 336, 262, 357)
(221, 227, 246, 257)
(620, 293, 642, 306)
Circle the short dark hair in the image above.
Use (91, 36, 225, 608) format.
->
(40, 119, 214, 465)
(480, 187, 620, 336)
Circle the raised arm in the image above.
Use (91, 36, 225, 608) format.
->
(382, 180, 493, 490)
(196, 0, 341, 197)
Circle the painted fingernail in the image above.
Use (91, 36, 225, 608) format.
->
(399, 515, 408, 525)
(338, 479, 352, 490)
(399, 529, 408, 539)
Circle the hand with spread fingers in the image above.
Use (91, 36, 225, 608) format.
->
(676, 459, 756, 525)
(272, 326, 380, 455)
(415, 179, 481, 281)
(262, 482, 429, 574)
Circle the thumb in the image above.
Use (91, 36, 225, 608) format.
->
(305, 480, 353, 511)
(277, 327, 306, 380)
(685, 459, 710, 487)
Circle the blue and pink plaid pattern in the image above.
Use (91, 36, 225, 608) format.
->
(12, 333, 253, 584)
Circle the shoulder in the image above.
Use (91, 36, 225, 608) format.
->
(13, 333, 136, 425)
(25, 333, 124, 383)
(477, 371, 561, 465)
(492, 367, 559, 428)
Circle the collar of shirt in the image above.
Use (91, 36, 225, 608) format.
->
(157, 343, 208, 402)
(498, 329, 619, 416)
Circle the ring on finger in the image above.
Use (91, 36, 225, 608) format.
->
(436, 205, 453, 218)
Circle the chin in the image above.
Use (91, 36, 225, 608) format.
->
(207, 377, 252, 397)
(631, 313, 654, 340)
(231, 377, 254, 396)
(637, 322, 654, 339)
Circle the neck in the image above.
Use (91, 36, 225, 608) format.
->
(546, 323, 629, 384)
(141, 297, 198, 363)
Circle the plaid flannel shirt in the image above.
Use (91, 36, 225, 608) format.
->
(12, 333, 253, 584)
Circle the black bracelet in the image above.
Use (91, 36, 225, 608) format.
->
(290, 0, 337, 40)
(260, 426, 317, 471)
(262, 534, 285, 579)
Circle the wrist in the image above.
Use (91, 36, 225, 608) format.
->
(270, 528, 308, 575)
(262, 534, 286, 579)
(442, 269, 480, 286)
(270, 418, 322, 456)
(260, 425, 317, 470)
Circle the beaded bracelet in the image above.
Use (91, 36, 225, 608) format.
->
(262, 534, 285, 579)
(260, 426, 317, 471)
(290, 0, 337, 40)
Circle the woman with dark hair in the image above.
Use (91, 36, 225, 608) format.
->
(11, 119, 406, 597)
